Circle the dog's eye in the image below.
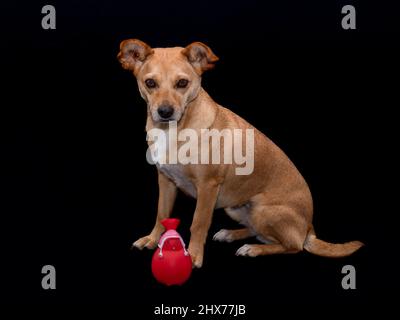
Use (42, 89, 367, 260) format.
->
(145, 79, 157, 88)
(176, 79, 189, 89)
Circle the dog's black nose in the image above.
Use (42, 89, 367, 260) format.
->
(157, 105, 174, 119)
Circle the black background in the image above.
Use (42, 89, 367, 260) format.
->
(0, 0, 398, 315)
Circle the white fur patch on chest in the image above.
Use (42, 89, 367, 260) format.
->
(157, 163, 197, 198)
(148, 124, 196, 198)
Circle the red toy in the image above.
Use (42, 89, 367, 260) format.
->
(151, 218, 192, 286)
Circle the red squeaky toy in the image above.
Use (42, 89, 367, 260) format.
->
(151, 218, 192, 286)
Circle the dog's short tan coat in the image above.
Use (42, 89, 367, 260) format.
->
(118, 39, 363, 268)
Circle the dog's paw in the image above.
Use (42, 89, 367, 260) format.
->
(132, 235, 158, 250)
(188, 245, 204, 268)
(213, 229, 235, 243)
(235, 244, 262, 257)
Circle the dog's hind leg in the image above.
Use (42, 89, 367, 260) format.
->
(213, 228, 254, 242)
(224, 205, 251, 225)
(213, 205, 255, 242)
(236, 204, 308, 257)
(236, 243, 289, 256)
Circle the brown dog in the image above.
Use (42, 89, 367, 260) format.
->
(118, 39, 363, 268)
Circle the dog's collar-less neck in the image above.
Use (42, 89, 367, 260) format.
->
(179, 88, 218, 130)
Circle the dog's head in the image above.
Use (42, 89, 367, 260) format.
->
(118, 39, 218, 123)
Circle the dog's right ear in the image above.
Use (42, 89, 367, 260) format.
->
(117, 39, 154, 75)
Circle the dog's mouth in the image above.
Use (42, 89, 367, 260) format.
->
(152, 112, 183, 124)
(158, 118, 174, 123)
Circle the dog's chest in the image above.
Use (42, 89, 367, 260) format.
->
(157, 163, 197, 198)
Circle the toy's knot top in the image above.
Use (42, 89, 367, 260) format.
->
(161, 218, 180, 231)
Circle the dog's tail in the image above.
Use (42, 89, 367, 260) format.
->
(303, 228, 364, 258)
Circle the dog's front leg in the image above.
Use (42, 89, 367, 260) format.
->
(188, 182, 220, 268)
(132, 171, 177, 250)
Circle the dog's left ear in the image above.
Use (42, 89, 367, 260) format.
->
(181, 42, 219, 75)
